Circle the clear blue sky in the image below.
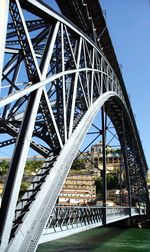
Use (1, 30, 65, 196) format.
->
(100, 0, 150, 168)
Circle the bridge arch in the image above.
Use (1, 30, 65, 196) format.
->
(4, 91, 149, 252)
(0, 1, 149, 251)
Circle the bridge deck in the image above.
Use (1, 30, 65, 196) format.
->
(39, 206, 145, 245)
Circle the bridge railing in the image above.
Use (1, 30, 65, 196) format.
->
(44, 205, 145, 232)
(106, 206, 129, 217)
(45, 205, 103, 231)
(38, 205, 146, 245)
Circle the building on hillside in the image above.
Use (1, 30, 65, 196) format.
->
(107, 189, 128, 206)
(58, 174, 96, 206)
(83, 141, 123, 177)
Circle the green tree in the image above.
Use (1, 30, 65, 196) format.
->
(19, 181, 29, 197)
(25, 160, 44, 175)
(95, 177, 102, 195)
(113, 148, 122, 157)
(0, 160, 9, 175)
(71, 158, 85, 170)
(106, 146, 111, 156)
(107, 173, 118, 189)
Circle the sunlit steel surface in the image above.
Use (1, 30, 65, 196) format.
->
(0, 0, 149, 251)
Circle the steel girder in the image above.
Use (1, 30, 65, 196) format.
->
(39, 205, 143, 245)
(0, 0, 149, 251)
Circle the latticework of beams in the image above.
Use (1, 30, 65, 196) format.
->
(0, 1, 149, 251)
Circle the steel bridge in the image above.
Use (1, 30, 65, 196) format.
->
(0, 0, 149, 251)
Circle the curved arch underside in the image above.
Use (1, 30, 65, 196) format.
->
(6, 92, 149, 251)
(105, 97, 148, 204)
(0, 1, 149, 251)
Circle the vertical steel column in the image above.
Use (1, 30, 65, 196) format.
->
(121, 111, 131, 216)
(101, 105, 107, 225)
(135, 162, 141, 211)
(61, 23, 67, 143)
(119, 162, 122, 206)
(0, 0, 10, 91)
(131, 140, 139, 208)
(69, 37, 82, 136)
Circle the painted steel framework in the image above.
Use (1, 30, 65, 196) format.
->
(39, 205, 145, 245)
(0, 0, 149, 251)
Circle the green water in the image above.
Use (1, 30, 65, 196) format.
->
(37, 227, 150, 252)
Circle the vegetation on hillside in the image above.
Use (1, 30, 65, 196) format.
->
(0, 159, 44, 176)
(0, 160, 9, 175)
(0, 148, 120, 198)
(95, 173, 119, 195)
(71, 158, 86, 170)
(25, 160, 44, 175)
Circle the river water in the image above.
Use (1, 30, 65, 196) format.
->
(37, 227, 150, 252)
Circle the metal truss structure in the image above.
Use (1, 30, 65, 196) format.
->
(39, 205, 145, 244)
(0, 0, 149, 251)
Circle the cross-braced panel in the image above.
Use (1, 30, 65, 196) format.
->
(0, 1, 149, 252)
